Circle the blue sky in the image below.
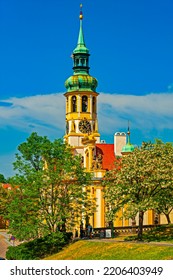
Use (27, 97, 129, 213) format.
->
(1, 0, 173, 178)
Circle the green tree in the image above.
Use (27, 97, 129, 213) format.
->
(103, 141, 173, 240)
(0, 184, 9, 216)
(0, 173, 7, 217)
(154, 141, 173, 224)
(155, 194, 173, 224)
(0, 173, 6, 183)
(0, 182, 13, 228)
(6, 132, 95, 240)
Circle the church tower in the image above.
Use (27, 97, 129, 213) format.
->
(64, 5, 100, 155)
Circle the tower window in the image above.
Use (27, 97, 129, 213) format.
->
(72, 96, 77, 112)
(81, 58, 85, 66)
(92, 97, 96, 113)
(66, 97, 69, 111)
(66, 121, 69, 134)
(82, 96, 88, 112)
(76, 58, 79, 66)
(79, 59, 82, 66)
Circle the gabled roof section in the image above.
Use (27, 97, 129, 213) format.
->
(96, 143, 116, 170)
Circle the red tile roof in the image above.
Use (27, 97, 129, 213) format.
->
(96, 143, 116, 170)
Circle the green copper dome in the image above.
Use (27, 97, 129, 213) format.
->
(122, 143, 135, 153)
(121, 128, 134, 154)
(65, 74, 98, 92)
(65, 5, 98, 93)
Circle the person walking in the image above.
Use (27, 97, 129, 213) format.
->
(10, 235, 16, 246)
(87, 224, 93, 239)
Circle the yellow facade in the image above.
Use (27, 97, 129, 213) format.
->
(63, 6, 172, 233)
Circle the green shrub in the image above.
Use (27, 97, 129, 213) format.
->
(6, 231, 73, 260)
(124, 225, 173, 242)
(142, 224, 173, 242)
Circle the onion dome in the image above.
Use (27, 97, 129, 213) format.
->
(65, 5, 98, 92)
(65, 74, 98, 92)
(121, 142, 135, 153)
(121, 125, 134, 154)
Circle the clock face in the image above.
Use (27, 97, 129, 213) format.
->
(78, 120, 91, 133)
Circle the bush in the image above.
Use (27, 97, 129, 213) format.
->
(142, 224, 173, 242)
(6, 231, 73, 260)
(124, 224, 173, 242)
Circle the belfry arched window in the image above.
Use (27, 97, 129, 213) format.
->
(76, 58, 79, 66)
(82, 96, 88, 112)
(66, 97, 69, 112)
(92, 97, 96, 113)
(81, 58, 85, 66)
(72, 96, 77, 112)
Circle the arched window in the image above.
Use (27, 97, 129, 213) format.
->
(92, 97, 96, 113)
(66, 97, 69, 112)
(82, 96, 88, 112)
(66, 121, 69, 134)
(86, 150, 89, 170)
(81, 58, 85, 66)
(72, 96, 77, 112)
(76, 58, 79, 66)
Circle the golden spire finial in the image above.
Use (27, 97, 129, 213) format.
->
(79, 4, 83, 20)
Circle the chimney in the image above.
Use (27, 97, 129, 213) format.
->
(114, 132, 126, 156)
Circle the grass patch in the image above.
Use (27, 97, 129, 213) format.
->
(44, 240, 173, 260)
(42, 225, 173, 260)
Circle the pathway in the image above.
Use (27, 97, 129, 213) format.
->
(85, 237, 173, 247)
(0, 231, 11, 259)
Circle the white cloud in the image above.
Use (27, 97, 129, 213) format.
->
(98, 92, 173, 133)
(0, 93, 66, 137)
(0, 91, 173, 138)
(0, 91, 173, 178)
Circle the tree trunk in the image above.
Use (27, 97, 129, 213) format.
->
(61, 218, 66, 232)
(138, 210, 144, 240)
(131, 217, 136, 234)
(165, 213, 171, 224)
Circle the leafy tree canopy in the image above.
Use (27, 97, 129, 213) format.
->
(103, 140, 173, 240)
(6, 133, 95, 240)
(0, 173, 6, 183)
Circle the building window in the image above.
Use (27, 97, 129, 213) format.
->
(82, 96, 88, 112)
(72, 96, 77, 112)
(81, 58, 85, 66)
(66, 97, 69, 112)
(66, 121, 69, 134)
(92, 97, 96, 113)
(75, 58, 79, 66)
